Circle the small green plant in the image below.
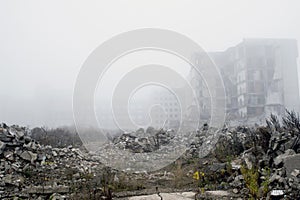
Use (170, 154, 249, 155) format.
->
(200, 187, 205, 194)
(193, 170, 205, 188)
(226, 156, 233, 175)
(241, 165, 259, 199)
(261, 167, 270, 197)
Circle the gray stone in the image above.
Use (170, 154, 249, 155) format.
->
(20, 151, 37, 163)
(240, 188, 249, 195)
(291, 169, 300, 177)
(73, 173, 80, 179)
(129, 192, 195, 200)
(284, 153, 300, 178)
(269, 174, 281, 183)
(3, 174, 24, 186)
(23, 141, 38, 150)
(0, 141, 5, 154)
(284, 138, 295, 150)
(52, 151, 58, 157)
(231, 159, 242, 170)
(0, 133, 12, 142)
(209, 163, 226, 172)
(3, 174, 13, 185)
(49, 193, 67, 200)
(243, 152, 256, 169)
(4, 151, 14, 161)
(278, 177, 285, 183)
(15, 130, 24, 139)
(230, 175, 243, 187)
(274, 149, 295, 166)
(205, 190, 231, 197)
(24, 136, 31, 143)
(232, 188, 239, 194)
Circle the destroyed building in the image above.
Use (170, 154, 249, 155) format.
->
(189, 38, 300, 124)
(148, 87, 192, 130)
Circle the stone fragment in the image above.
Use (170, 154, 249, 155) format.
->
(284, 153, 300, 178)
(232, 188, 239, 194)
(3, 174, 24, 186)
(52, 151, 58, 157)
(4, 151, 14, 161)
(49, 193, 67, 200)
(20, 151, 37, 163)
(0, 141, 5, 154)
(274, 149, 295, 166)
(291, 169, 300, 177)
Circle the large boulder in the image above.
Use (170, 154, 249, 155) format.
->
(283, 153, 300, 178)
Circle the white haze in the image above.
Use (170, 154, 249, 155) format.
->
(1, 0, 300, 127)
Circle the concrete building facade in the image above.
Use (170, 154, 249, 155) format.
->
(190, 38, 300, 124)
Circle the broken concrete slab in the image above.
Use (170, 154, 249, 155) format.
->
(20, 151, 37, 163)
(283, 153, 300, 178)
(129, 192, 196, 200)
(274, 149, 295, 166)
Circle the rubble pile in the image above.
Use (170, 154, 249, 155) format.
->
(195, 121, 300, 199)
(1, 111, 300, 199)
(101, 115, 300, 198)
(112, 129, 174, 153)
(0, 123, 103, 199)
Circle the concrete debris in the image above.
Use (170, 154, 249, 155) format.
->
(0, 141, 5, 154)
(274, 149, 295, 166)
(49, 193, 68, 200)
(196, 190, 240, 199)
(129, 192, 196, 200)
(112, 129, 174, 153)
(104, 123, 300, 198)
(283, 153, 300, 178)
(0, 123, 104, 199)
(1, 120, 300, 199)
(207, 124, 300, 199)
(291, 169, 300, 177)
(20, 151, 37, 163)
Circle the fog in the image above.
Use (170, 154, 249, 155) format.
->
(1, 0, 300, 127)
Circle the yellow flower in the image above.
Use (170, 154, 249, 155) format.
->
(193, 171, 199, 180)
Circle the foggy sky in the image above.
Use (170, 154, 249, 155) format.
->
(1, 0, 300, 127)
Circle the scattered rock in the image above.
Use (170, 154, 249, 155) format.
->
(274, 149, 295, 166)
(113, 129, 173, 153)
(291, 169, 300, 177)
(20, 151, 37, 163)
(129, 192, 195, 200)
(0, 123, 101, 199)
(232, 188, 239, 194)
(283, 153, 300, 178)
(0, 141, 5, 154)
(1, 119, 300, 199)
